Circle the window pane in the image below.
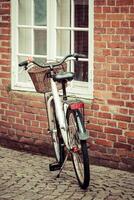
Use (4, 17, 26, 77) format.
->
(34, 0, 47, 26)
(74, 61, 88, 82)
(34, 30, 47, 55)
(74, 31, 88, 56)
(56, 30, 71, 56)
(57, 0, 71, 27)
(34, 57, 47, 64)
(19, 28, 32, 54)
(19, 0, 32, 25)
(18, 56, 31, 82)
(74, 0, 88, 28)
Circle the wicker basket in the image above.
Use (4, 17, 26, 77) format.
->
(28, 63, 67, 93)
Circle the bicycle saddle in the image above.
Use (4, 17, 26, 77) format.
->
(53, 72, 74, 82)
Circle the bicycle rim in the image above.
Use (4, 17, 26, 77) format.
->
(67, 109, 90, 189)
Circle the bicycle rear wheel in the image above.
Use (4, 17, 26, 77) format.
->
(67, 109, 90, 189)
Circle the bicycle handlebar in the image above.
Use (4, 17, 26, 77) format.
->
(19, 53, 86, 69)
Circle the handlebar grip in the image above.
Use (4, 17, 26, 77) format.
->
(19, 60, 29, 67)
(73, 53, 87, 59)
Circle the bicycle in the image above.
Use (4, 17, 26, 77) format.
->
(19, 53, 90, 189)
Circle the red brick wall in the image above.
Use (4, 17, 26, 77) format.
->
(0, 0, 134, 170)
(90, 0, 134, 170)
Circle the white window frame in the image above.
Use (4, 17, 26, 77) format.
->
(11, 0, 94, 99)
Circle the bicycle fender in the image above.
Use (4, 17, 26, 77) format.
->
(76, 111, 89, 140)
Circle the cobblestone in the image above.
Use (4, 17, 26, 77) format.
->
(0, 146, 133, 200)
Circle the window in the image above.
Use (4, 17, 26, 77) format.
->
(11, 0, 94, 98)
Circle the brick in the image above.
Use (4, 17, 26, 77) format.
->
(120, 7, 129, 13)
(107, 14, 124, 20)
(94, 0, 106, 6)
(107, 99, 124, 106)
(98, 132, 106, 139)
(94, 7, 102, 13)
(107, 134, 117, 142)
(98, 118, 107, 125)
(91, 104, 99, 110)
(131, 95, 134, 100)
(119, 108, 128, 115)
(125, 131, 134, 137)
(12, 123, 26, 131)
(36, 115, 47, 121)
(95, 138, 113, 147)
(89, 131, 98, 138)
(108, 42, 124, 49)
(88, 124, 103, 132)
(116, 57, 134, 64)
(27, 126, 42, 134)
(116, 28, 133, 35)
(6, 110, 19, 117)
(128, 123, 134, 130)
(95, 56, 106, 62)
(103, 21, 111, 27)
(103, 7, 111, 13)
(94, 83, 106, 90)
(118, 122, 127, 129)
(107, 0, 115, 6)
(107, 71, 125, 78)
(107, 120, 117, 127)
(21, 113, 35, 121)
(118, 135, 127, 143)
(116, 0, 134, 6)
(19, 137, 34, 145)
(94, 27, 106, 34)
(107, 28, 116, 35)
(126, 72, 134, 78)
(100, 105, 109, 112)
(121, 94, 130, 100)
(0, 9, 10, 15)
(98, 112, 111, 119)
(126, 102, 134, 108)
(114, 142, 131, 151)
(95, 14, 106, 20)
(114, 114, 131, 122)
(116, 86, 133, 93)
(128, 138, 134, 145)
(112, 92, 120, 99)
(130, 21, 134, 27)
(129, 109, 134, 115)
(105, 127, 122, 135)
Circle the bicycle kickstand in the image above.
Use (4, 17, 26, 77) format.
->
(56, 152, 69, 178)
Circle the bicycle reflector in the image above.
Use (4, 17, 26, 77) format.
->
(70, 102, 84, 110)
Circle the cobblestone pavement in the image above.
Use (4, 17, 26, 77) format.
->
(0, 146, 133, 200)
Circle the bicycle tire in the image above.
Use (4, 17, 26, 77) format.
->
(67, 109, 90, 189)
(51, 102, 65, 164)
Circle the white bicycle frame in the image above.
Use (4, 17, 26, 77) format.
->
(46, 78, 70, 150)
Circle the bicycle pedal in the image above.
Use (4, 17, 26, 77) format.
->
(49, 162, 61, 171)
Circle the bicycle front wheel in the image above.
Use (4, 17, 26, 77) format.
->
(67, 109, 90, 189)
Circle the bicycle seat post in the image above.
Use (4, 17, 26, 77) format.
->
(62, 80, 67, 101)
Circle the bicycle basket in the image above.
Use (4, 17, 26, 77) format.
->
(28, 63, 67, 93)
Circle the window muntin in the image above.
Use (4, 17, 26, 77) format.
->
(12, 0, 94, 98)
